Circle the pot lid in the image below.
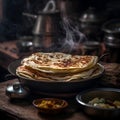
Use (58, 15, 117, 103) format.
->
(79, 7, 103, 23)
(6, 82, 30, 99)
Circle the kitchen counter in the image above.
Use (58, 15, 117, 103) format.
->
(0, 63, 120, 120)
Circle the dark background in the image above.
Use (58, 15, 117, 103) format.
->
(0, 0, 120, 41)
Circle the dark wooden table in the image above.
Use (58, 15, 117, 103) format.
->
(0, 79, 93, 120)
(0, 41, 18, 69)
(0, 63, 120, 120)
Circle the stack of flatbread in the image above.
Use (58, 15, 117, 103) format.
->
(16, 52, 101, 82)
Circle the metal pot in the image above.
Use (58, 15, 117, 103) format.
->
(22, 0, 64, 50)
(23, 0, 63, 36)
(79, 7, 106, 41)
(102, 19, 120, 46)
(76, 88, 120, 118)
(7, 59, 104, 96)
(102, 19, 120, 48)
(102, 19, 120, 37)
(23, 11, 62, 36)
(102, 19, 120, 63)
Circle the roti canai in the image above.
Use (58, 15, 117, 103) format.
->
(19, 52, 98, 73)
(16, 52, 100, 82)
(16, 63, 102, 81)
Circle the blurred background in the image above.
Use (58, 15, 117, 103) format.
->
(0, 0, 120, 41)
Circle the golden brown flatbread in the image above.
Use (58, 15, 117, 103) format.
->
(20, 52, 98, 73)
(16, 52, 101, 82)
(16, 63, 102, 82)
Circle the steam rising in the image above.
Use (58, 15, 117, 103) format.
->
(59, 17, 87, 54)
(27, 0, 88, 54)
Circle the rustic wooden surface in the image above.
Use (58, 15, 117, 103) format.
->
(0, 63, 120, 120)
(0, 79, 38, 120)
(0, 41, 18, 69)
(0, 79, 91, 120)
(100, 63, 120, 87)
(0, 41, 18, 59)
(0, 41, 32, 69)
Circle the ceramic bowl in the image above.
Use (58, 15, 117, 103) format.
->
(33, 98, 68, 114)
